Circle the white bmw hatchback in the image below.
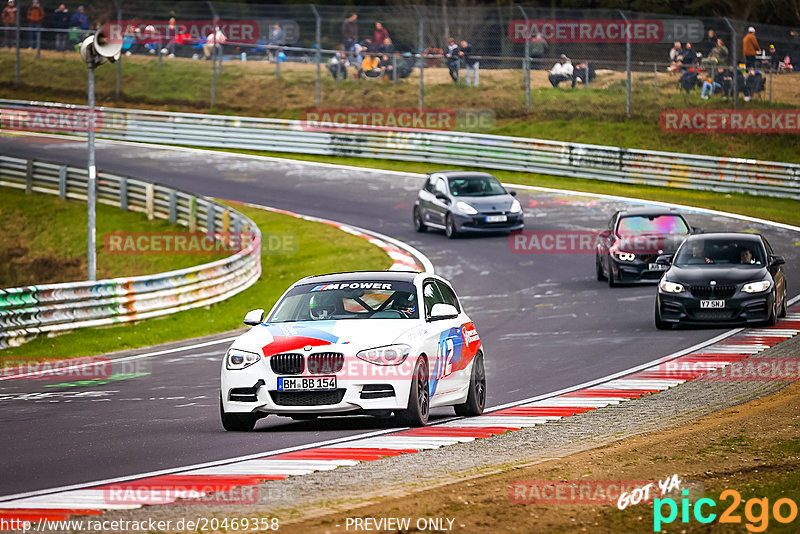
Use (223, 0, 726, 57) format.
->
(220, 271, 486, 430)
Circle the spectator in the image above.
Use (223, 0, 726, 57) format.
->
(528, 30, 548, 70)
(458, 40, 478, 86)
(203, 25, 226, 59)
(701, 68, 724, 99)
(571, 61, 595, 88)
(445, 37, 459, 82)
(372, 22, 388, 50)
(680, 42, 697, 70)
(379, 37, 394, 55)
(360, 53, 381, 78)
(379, 53, 395, 81)
(743, 26, 760, 69)
(352, 39, 365, 66)
(52, 4, 69, 51)
(548, 54, 573, 87)
(701, 38, 729, 70)
(70, 5, 89, 46)
(701, 28, 717, 57)
(2, 0, 16, 49)
(268, 23, 283, 62)
(328, 51, 349, 80)
(790, 30, 800, 71)
(667, 41, 683, 73)
(166, 24, 191, 58)
(342, 13, 357, 52)
(744, 67, 764, 101)
(767, 44, 781, 71)
(26, 0, 43, 49)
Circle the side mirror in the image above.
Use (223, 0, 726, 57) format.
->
(428, 303, 459, 321)
(656, 254, 673, 265)
(770, 255, 786, 266)
(691, 227, 704, 234)
(435, 193, 450, 203)
(509, 190, 517, 197)
(243, 309, 265, 326)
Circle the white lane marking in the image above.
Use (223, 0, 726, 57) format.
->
(441, 416, 556, 426)
(0, 490, 140, 510)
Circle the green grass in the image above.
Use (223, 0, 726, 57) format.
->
(0, 187, 225, 287)
(1, 201, 391, 359)
(206, 148, 800, 228)
(3, 49, 800, 163)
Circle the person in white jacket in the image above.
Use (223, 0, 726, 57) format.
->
(548, 54, 573, 87)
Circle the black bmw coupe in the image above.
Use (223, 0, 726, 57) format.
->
(655, 233, 787, 329)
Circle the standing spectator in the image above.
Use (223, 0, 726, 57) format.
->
(701, 28, 717, 57)
(458, 40, 478, 86)
(701, 38, 729, 70)
(2, 0, 16, 49)
(70, 5, 89, 45)
(743, 26, 760, 69)
(165, 23, 190, 58)
(267, 23, 283, 62)
(528, 30, 548, 70)
(341, 13, 357, 52)
(445, 37, 459, 82)
(203, 25, 226, 59)
(26, 0, 43, 49)
(52, 3, 69, 51)
(680, 42, 697, 71)
(372, 22, 388, 51)
(548, 54, 573, 87)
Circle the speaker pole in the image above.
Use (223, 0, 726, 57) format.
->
(87, 53, 97, 281)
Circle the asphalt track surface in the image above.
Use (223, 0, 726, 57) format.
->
(1, 135, 798, 498)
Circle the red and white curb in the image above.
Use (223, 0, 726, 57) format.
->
(1, 311, 798, 523)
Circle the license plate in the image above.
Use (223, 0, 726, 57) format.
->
(277, 376, 336, 391)
(700, 300, 725, 309)
(485, 215, 507, 223)
(648, 263, 669, 271)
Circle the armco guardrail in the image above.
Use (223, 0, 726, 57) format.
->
(0, 154, 261, 349)
(1, 99, 798, 199)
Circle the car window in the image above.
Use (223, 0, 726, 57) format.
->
(617, 215, 690, 235)
(762, 236, 774, 256)
(434, 178, 448, 196)
(423, 177, 435, 193)
(674, 239, 766, 267)
(448, 175, 506, 197)
(608, 213, 617, 231)
(423, 280, 446, 317)
(435, 281, 461, 313)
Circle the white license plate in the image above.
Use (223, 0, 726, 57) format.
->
(648, 263, 669, 271)
(485, 215, 507, 223)
(278, 376, 336, 391)
(700, 300, 725, 309)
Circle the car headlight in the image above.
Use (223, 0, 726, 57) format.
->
(659, 280, 684, 293)
(225, 348, 261, 370)
(455, 201, 478, 215)
(509, 199, 522, 213)
(742, 280, 771, 293)
(614, 251, 636, 262)
(356, 344, 411, 366)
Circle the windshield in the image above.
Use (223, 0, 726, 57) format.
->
(617, 215, 690, 235)
(673, 239, 766, 267)
(448, 176, 506, 197)
(267, 281, 419, 322)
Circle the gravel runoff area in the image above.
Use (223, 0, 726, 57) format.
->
(38, 332, 799, 533)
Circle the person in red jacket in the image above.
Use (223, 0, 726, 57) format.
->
(26, 0, 44, 48)
(2, 0, 17, 49)
(743, 26, 761, 69)
(372, 22, 388, 50)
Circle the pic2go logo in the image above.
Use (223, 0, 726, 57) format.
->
(654, 489, 799, 532)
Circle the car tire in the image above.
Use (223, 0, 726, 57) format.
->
(607, 258, 617, 287)
(779, 290, 787, 318)
(765, 293, 779, 326)
(445, 214, 458, 239)
(290, 415, 318, 421)
(220, 393, 260, 431)
(596, 254, 607, 281)
(655, 302, 669, 330)
(454, 351, 486, 417)
(396, 357, 430, 427)
(413, 207, 427, 233)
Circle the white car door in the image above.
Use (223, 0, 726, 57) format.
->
(421, 279, 465, 405)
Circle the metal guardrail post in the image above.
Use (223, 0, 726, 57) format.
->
(168, 189, 177, 223)
(724, 18, 738, 113)
(119, 176, 128, 210)
(87, 57, 97, 281)
(58, 166, 67, 198)
(310, 5, 321, 107)
(25, 160, 33, 194)
(518, 6, 530, 111)
(189, 197, 197, 232)
(413, 6, 424, 110)
(206, 203, 215, 232)
(619, 10, 631, 117)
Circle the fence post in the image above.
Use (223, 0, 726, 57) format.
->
(413, 6, 424, 110)
(769, 67, 773, 103)
(310, 5, 321, 107)
(36, 28, 40, 60)
(392, 54, 397, 85)
(276, 47, 280, 77)
(189, 197, 197, 232)
(113, 0, 121, 100)
(619, 10, 631, 117)
(119, 176, 128, 210)
(724, 18, 738, 112)
(586, 60, 591, 89)
(518, 6, 530, 111)
(145, 183, 154, 220)
(58, 166, 67, 198)
(206, 203, 215, 233)
(14, 6, 20, 84)
(168, 190, 177, 224)
(221, 209, 230, 233)
(25, 159, 33, 194)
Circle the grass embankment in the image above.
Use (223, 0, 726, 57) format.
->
(0, 194, 391, 359)
(2, 50, 800, 162)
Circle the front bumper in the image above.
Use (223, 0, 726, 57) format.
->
(610, 256, 669, 284)
(657, 290, 774, 326)
(453, 211, 524, 233)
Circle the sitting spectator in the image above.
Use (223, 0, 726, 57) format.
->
(166, 24, 191, 58)
(52, 4, 69, 51)
(379, 37, 395, 54)
(328, 51, 349, 80)
(744, 67, 765, 101)
(379, 53, 395, 81)
(445, 37, 459, 82)
(679, 68, 700, 93)
(571, 61, 595, 87)
(668, 41, 683, 73)
(680, 42, 697, 71)
(701, 38, 729, 70)
(203, 26, 226, 59)
(360, 54, 381, 78)
(458, 40, 479, 86)
(548, 54, 573, 87)
(701, 68, 725, 99)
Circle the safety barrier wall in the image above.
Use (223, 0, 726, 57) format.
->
(0, 154, 262, 349)
(1, 99, 797, 199)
